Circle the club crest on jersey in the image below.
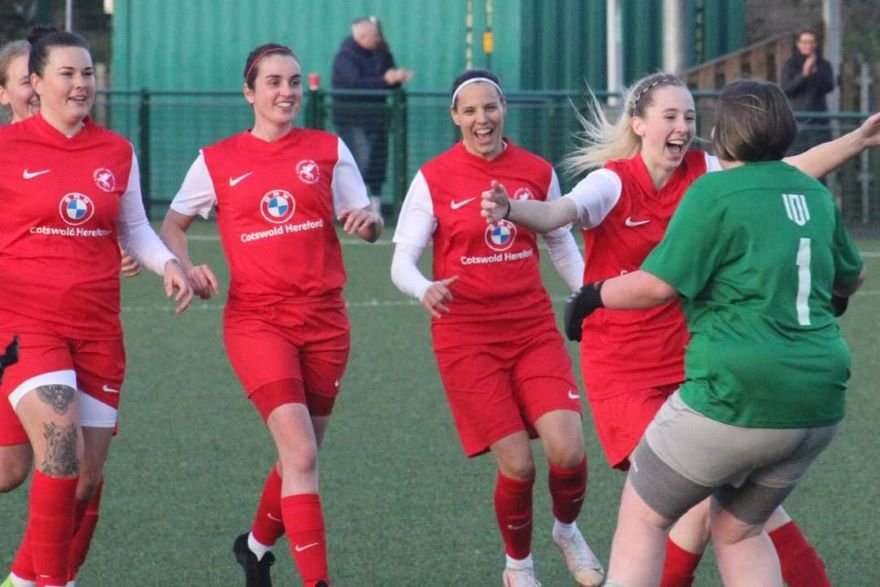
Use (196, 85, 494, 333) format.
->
(296, 160, 320, 184)
(93, 168, 116, 192)
(260, 190, 296, 224)
(782, 193, 810, 226)
(484, 220, 517, 252)
(513, 187, 534, 201)
(58, 193, 95, 226)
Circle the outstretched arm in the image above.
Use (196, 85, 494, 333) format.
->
(563, 271, 676, 341)
(481, 180, 579, 232)
(785, 112, 880, 178)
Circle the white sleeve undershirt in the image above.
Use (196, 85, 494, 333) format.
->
(563, 168, 623, 229)
(542, 171, 585, 292)
(705, 152, 723, 173)
(169, 153, 216, 219)
(391, 171, 436, 301)
(116, 150, 177, 275)
(332, 138, 371, 214)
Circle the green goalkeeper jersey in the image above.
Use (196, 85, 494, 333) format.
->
(642, 161, 863, 428)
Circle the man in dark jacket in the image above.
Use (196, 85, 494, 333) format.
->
(332, 17, 413, 213)
(781, 30, 834, 154)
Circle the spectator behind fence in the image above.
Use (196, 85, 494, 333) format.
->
(332, 16, 413, 215)
(782, 29, 834, 155)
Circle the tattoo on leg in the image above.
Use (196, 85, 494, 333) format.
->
(36, 384, 76, 415)
(40, 422, 79, 476)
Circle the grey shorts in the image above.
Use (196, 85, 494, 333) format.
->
(630, 392, 839, 524)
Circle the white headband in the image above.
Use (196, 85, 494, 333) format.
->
(450, 77, 504, 108)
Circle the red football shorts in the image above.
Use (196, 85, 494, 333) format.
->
(587, 383, 679, 470)
(224, 302, 350, 421)
(0, 330, 125, 445)
(433, 319, 581, 457)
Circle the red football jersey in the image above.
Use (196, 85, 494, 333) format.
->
(192, 129, 365, 309)
(418, 140, 556, 325)
(580, 150, 708, 399)
(0, 114, 133, 339)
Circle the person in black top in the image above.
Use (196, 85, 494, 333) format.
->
(331, 16, 413, 214)
(781, 29, 834, 155)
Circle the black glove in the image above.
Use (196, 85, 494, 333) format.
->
(831, 294, 849, 317)
(563, 282, 604, 342)
(0, 335, 19, 383)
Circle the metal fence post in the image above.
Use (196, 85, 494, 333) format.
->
(390, 87, 408, 217)
(138, 87, 152, 219)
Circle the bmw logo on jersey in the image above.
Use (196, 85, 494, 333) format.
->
(484, 220, 517, 252)
(58, 192, 95, 226)
(260, 189, 296, 224)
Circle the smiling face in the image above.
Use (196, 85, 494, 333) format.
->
(0, 53, 39, 122)
(30, 45, 94, 132)
(244, 53, 302, 131)
(631, 85, 696, 173)
(450, 81, 506, 160)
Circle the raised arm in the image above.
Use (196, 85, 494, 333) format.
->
(784, 112, 880, 178)
(481, 180, 578, 232)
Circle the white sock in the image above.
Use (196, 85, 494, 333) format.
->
(9, 573, 37, 587)
(553, 518, 578, 539)
(505, 553, 534, 570)
(248, 532, 273, 561)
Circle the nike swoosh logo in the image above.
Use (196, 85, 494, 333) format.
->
(507, 521, 532, 530)
(625, 217, 651, 227)
(294, 542, 319, 552)
(267, 513, 282, 522)
(568, 391, 579, 400)
(102, 384, 121, 394)
(229, 172, 253, 187)
(450, 197, 476, 210)
(23, 169, 51, 179)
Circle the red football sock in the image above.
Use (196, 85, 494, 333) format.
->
(548, 456, 587, 524)
(251, 467, 285, 546)
(10, 529, 35, 582)
(68, 477, 104, 580)
(281, 493, 330, 587)
(660, 536, 703, 587)
(494, 472, 534, 560)
(23, 470, 78, 587)
(769, 520, 831, 587)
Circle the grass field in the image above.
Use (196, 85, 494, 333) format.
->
(1, 223, 879, 586)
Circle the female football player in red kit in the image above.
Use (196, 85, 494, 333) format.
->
(391, 69, 603, 587)
(0, 28, 191, 587)
(160, 43, 382, 587)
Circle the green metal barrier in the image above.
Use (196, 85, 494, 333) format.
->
(100, 87, 879, 227)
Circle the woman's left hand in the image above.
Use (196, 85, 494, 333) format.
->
(119, 247, 141, 278)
